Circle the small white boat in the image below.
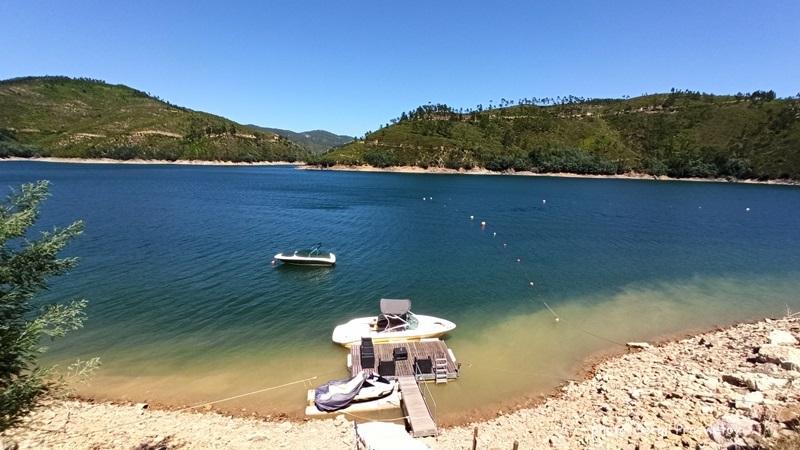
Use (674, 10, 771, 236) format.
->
(314, 372, 395, 412)
(332, 299, 456, 348)
(353, 374, 395, 403)
(274, 243, 336, 266)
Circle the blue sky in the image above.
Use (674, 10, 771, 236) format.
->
(2, 1, 798, 137)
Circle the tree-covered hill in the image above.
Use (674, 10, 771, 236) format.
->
(319, 91, 800, 180)
(0, 76, 310, 162)
(245, 125, 353, 154)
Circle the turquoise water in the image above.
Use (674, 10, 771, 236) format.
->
(3, 161, 800, 423)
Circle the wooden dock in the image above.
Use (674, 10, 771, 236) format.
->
(349, 338, 459, 382)
(398, 375, 438, 437)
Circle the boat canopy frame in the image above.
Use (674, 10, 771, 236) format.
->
(376, 299, 417, 333)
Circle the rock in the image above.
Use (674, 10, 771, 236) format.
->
(769, 329, 798, 346)
(758, 344, 800, 370)
(776, 403, 800, 425)
(723, 372, 789, 391)
(629, 389, 641, 400)
(627, 342, 650, 349)
(1, 437, 18, 450)
(707, 414, 760, 444)
(735, 391, 765, 411)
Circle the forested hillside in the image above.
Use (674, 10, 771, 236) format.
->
(319, 91, 800, 180)
(0, 76, 310, 162)
(246, 125, 353, 154)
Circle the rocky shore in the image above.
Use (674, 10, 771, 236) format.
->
(4, 315, 800, 449)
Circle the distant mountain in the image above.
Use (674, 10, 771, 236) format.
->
(0, 76, 311, 162)
(322, 91, 800, 180)
(246, 125, 353, 154)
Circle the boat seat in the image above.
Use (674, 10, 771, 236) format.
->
(361, 337, 374, 350)
(414, 357, 433, 375)
(378, 359, 396, 377)
(360, 345, 375, 368)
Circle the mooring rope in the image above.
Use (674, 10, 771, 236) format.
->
(45, 375, 319, 444)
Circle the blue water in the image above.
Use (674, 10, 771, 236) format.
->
(2, 161, 799, 422)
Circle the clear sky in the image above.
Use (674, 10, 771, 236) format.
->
(2, 1, 798, 137)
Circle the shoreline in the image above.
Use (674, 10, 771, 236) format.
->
(3, 156, 798, 185)
(6, 315, 800, 449)
(304, 163, 800, 186)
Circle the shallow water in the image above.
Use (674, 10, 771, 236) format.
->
(3, 161, 799, 423)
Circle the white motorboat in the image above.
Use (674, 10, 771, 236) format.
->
(332, 299, 456, 348)
(274, 243, 336, 266)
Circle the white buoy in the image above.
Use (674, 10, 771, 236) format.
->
(481, 221, 486, 227)
(746, 207, 750, 212)
(493, 232, 496, 237)
(543, 199, 546, 204)
(529, 282, 534, 286)
(470, 215, 474, 220)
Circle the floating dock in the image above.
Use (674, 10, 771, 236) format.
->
(349, 338, 460, 382)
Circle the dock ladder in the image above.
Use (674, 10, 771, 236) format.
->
(435, 353, 448, 384)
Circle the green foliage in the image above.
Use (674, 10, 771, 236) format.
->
(0, 181, 98, 431)
(245, 125, 354, 154)
(363, 148, 397, 168)
(324, 92, 800, 180)
(0, 76, 310, 163)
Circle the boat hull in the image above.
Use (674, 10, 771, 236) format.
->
(274, 252, 336, 266)
(332, 314, 456, 348)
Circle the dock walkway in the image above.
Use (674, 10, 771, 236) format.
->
(398, 375, 438, 437)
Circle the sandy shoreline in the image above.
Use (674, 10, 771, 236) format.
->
(5, 315, 800, 449)
(3, 156, 798, 185)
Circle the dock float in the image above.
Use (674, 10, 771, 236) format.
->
(304, 388, 401, 417)
(398, 375, 438, 437)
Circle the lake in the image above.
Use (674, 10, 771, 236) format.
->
(2, 160, 799, 424)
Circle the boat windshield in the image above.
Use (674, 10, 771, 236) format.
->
(376, 312, 419, 333)
(406, 312, 419, 330)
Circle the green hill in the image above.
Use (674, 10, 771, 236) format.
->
(245, 125, 353, 154)
(0, 76, 310, 162)
(319, 91, 800, 180)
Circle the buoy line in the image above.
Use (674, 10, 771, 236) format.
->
(442, 195, 628, 347)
